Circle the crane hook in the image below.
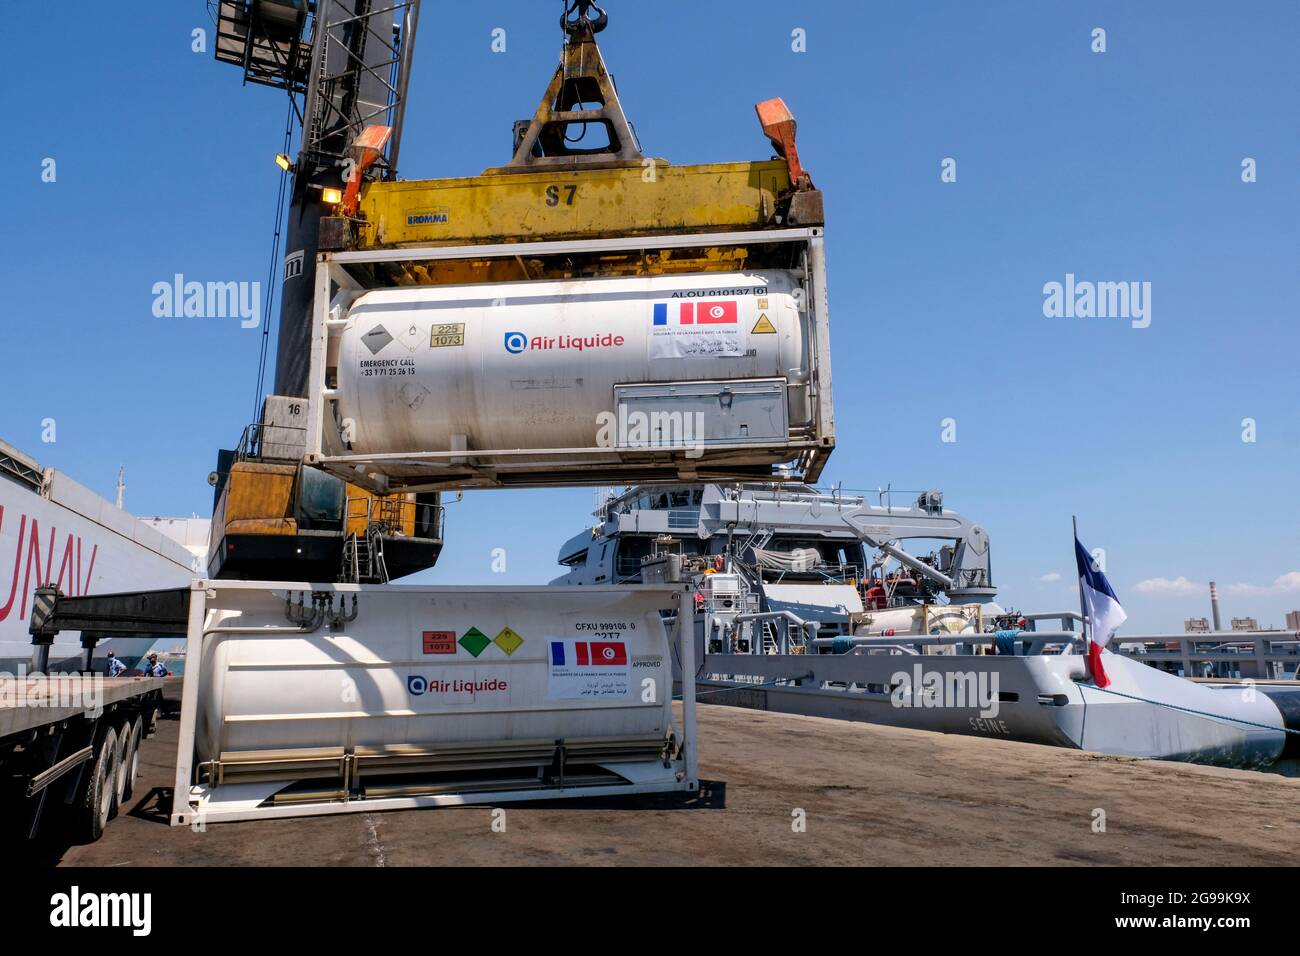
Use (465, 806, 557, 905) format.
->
(562, 0, 608, 36)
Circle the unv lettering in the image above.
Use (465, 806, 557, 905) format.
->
(0, 507, 99, 623)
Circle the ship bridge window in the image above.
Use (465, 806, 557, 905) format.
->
(614, 536, 704, 580)
(615, 538, 653, 580)
(635, 489, 698, 512)
(560, 548, 588, 567)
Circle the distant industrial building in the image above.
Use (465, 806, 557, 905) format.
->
(1184, 617, 1211, 633)
(1231, 616, 1260, 632)
(1287, 610, 1300, 631)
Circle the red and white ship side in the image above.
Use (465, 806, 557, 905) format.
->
(0, 439, 205, 672)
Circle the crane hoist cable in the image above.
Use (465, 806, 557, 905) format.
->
(252, 96, 296, 423)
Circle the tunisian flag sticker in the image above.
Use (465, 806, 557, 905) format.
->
(576, 641, 629, 666)
(696, 301, 738, 324)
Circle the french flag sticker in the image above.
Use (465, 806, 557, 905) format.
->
(550, 641, 566, 666)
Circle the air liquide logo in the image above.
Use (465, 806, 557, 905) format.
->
(504, 331, 626, 354)
(408, 674, 508, 698)
(50, 886, 151, 936)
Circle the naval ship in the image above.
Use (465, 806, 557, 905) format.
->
(0, 439, 206, 673)
(553, 483, 1300, 769)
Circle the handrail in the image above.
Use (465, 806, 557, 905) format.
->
(344, 494, 443, 541)
(234, 422, 308, 463)
(730, 610, 820, 652)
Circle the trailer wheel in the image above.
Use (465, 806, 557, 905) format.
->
(79, 726, 119, 842)
(119, 715, 144, 802)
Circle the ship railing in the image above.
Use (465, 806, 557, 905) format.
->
(739, 486, 868, 509)
(1111, 630, 1300, 680)
(706, 606, 1300, 679)
(825, 632, 1083, 656)
(234, 422, 307, 463)
(726, 611, 820, 654)
(801, 486, 939, 511)
(1017, 611, 1300, 679)
(344, 495, 443, 542)
(1020, 611, 1083, 631)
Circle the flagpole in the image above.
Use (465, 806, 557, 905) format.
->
(1073, 514, 1091, 679)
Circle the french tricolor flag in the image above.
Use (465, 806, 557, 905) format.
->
(1073, 533, 1127, 688)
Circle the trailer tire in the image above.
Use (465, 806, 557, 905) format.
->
(119, 715, 144, 802)
(80, 726, 119, 842)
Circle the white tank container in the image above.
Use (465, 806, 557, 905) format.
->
(195, 585, 676, 759)
(332, 270, 808, 454)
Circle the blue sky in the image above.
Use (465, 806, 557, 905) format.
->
(4, 1, 1298, 634)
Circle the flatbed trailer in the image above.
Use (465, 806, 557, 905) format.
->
(1, 673, 164, 842)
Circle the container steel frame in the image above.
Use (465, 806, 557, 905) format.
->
(302, 227, 835, 493)
(169, 580, 699, 827)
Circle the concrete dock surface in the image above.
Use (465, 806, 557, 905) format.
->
(36, 686, 1300, 867)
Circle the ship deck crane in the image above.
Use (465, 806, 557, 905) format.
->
(694, 485, 997, 605)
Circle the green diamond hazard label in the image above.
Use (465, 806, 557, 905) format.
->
(459, 627, 491, 658)
(493, 627, 524, 656)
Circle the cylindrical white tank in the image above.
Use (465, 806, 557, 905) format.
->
(853, 604, 982, 637)
(332, 270, 808, 454)
(195, 586, 675, 759)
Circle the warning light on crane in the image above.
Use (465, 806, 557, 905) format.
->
(274, 153, 294, 172)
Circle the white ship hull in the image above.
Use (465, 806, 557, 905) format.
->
(689, 648, 1299, 769)
(0, 441, 203, 672)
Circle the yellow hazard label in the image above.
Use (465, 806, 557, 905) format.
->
(493, 626, 525, 656)
(751, 314, 776, 334)
(430, 323, 465, 348)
